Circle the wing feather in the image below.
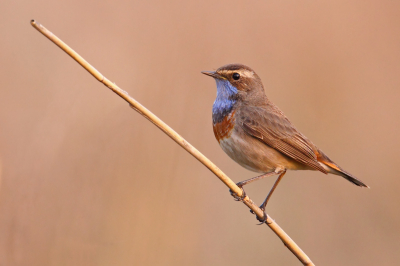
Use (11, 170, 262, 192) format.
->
(239, 105, 328, 173)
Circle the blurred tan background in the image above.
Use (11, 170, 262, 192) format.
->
(1, 1, 399, 265)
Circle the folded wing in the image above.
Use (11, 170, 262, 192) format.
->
(238, 104, 328, 173)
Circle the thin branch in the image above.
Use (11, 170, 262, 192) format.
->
(30, 20, 315, 266)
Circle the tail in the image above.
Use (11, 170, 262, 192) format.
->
(316, 150, 369, 188)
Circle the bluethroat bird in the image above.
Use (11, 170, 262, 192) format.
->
(202, 64, 368, 221)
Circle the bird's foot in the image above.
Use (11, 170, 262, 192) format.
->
(229, 185, 247, 201)
(250, 207, 271, 225)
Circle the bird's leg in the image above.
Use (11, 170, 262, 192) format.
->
(259, 170, 286, 211)
(230, 172, 278, 201)
(247, 170, 286, 224)
(237, 172, 278, 187)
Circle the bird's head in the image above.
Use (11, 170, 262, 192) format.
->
(202, 64, 266, 102)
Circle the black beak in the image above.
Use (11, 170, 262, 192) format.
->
(201, 71, 225, 80)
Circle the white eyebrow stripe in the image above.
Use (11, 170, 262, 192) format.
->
(221, 69, 255, 78)
(238, 70, 254, 78)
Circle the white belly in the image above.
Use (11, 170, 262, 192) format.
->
(219, 128, 309, 173)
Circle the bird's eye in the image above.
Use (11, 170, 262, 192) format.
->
(232, 73, 240, 80)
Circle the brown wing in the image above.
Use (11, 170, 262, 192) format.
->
(238, 104, 328, 173)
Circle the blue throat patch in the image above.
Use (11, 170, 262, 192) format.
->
(212, 79, 238, 124)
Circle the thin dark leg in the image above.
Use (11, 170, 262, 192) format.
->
(259, 170, 286, 211)
(230, 171, 278, 201)
(236, 171, 278, 188)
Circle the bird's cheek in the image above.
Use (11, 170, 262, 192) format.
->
(238, 91, 247, 99)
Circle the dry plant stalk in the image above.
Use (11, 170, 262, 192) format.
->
(31, 20, 315, 266)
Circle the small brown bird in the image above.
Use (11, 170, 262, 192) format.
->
(202, 64, 368, 221)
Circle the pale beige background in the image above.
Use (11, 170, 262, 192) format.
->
(1, 1, 399, 265)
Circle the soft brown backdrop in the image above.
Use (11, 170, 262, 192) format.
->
(1, 1, 399, 265)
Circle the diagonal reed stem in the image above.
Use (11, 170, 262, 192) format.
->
(30, 20, 314, 266)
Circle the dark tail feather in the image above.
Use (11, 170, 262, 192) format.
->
(336, 168, 369, 188)
(317, 150, 369, 188)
